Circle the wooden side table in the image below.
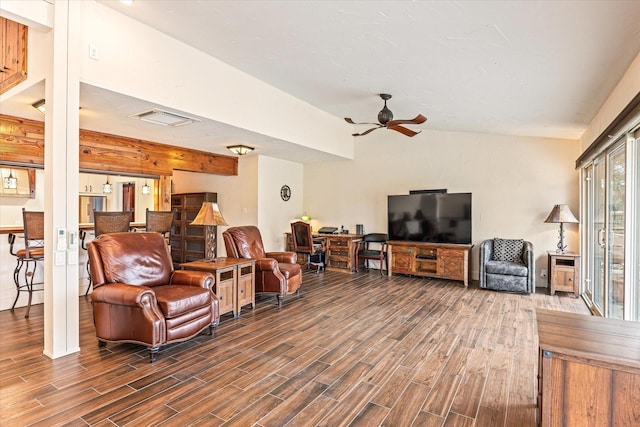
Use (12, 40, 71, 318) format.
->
(180, 258, 255, 318)
(547, 252, 580, 297)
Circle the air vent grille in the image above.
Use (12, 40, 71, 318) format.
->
(130, 109, 198, 127)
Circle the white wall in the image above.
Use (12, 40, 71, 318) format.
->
(257, 156, 303, 252)
(304, 128, 581, 286)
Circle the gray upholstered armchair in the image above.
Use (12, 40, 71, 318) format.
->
(479, 238, 535, 293)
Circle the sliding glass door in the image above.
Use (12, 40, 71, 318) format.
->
(582, 128, 639, 321)
(607, 143, 626, 319)
(586, 157, 606, 315)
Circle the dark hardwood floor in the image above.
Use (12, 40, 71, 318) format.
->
(0, 269, 589, 426)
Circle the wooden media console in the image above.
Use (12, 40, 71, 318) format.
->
(387, 241, 473, 286)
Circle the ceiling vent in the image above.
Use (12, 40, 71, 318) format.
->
(130, 109, 199, 127)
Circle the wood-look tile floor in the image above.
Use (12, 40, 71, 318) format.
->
(0, 270, 589, 426)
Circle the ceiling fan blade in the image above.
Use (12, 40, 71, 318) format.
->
(345, 117, 382, 126)
(352, 126, 382, 137)
(388, 124, 420, 137)
(387, 114, 427, 127)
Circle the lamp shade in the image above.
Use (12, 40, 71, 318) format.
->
(544, 204, 579, 224)
(190, 202, 228, 226)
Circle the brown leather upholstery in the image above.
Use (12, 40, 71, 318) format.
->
(223, 225, 302, 306)
(88, 232, 219, 362)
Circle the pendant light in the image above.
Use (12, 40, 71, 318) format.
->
(142, 179, 151, 195)
(3, 169, 17, 189)
(102, 176, 113, 194)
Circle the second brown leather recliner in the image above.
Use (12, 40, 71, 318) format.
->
(223, 225, 302, 307)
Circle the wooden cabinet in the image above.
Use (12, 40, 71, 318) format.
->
(390, 244, 414, 274)
(215, 268, 235, 316)
(170, 192, 217, 264)
(439, 248, 465, 279)
(325, 234, 362, 273)
(547, 252, 580, 297)
(388, 241, 472, 286)
(0, 17, 28, 94)
(237, 263, 255, 311)
(180, 258, 255, 318)
(536, 308, 640, 426)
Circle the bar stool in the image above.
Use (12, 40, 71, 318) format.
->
(145, 208, 176, 242)
(8, 209, 45, 318)
(82, 211, 131, 295)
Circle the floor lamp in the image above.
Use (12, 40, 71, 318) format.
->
(190, 201, 228, 261)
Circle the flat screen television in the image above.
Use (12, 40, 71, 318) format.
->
(388, 192, 472, 244)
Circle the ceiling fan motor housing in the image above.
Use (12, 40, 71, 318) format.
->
(378, 94, 394, 125)
(378, 106, 393, 125)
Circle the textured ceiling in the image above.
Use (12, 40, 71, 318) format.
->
(3, 1, 640, 162)
(97, 0, 640, 140)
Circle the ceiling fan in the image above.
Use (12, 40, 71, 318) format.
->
(344, 94, 427, 137)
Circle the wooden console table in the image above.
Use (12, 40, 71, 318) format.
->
(180, 258, 255, 318)
(536, 308, 640, 426)
(387, 241, 472, 285)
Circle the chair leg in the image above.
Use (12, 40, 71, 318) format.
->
(149, 346, 159, 363)
(23, 259, 37, 318)
(11, 258, 24, 310)
(276, 294, 283, 308)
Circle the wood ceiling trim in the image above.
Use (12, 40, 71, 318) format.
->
(0, 114, 238, 176)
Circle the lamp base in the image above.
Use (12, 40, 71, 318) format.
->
(556, 223, 568, 254)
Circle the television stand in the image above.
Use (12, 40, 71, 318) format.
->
(387, 241, 473, 286)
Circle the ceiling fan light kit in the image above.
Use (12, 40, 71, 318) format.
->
(345, 93, 427, 137)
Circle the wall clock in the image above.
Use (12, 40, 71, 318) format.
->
(280, 185, 291, 201)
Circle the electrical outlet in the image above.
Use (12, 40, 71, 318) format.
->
(540, 269, 547, 278)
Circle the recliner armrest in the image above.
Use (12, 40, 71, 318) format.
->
(256, 257, 279, 271)
(91, 283, 156, 307)
(171, 270, 215, 290)
(266, 251, 297, 264)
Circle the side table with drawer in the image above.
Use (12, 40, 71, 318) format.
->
(547, 252, 580, 297)
(180, 258, 255, 318)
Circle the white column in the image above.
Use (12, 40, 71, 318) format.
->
(43, 0, 80, 358)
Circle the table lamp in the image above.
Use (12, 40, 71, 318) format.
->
(190, 201, 228, 261)
(544, 204, 579, 254)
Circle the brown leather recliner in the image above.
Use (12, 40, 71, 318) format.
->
(87, 232, 219, 362)
(223, 225, 302, 307)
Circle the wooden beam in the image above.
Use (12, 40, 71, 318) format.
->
(0, 114, 238, 176)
